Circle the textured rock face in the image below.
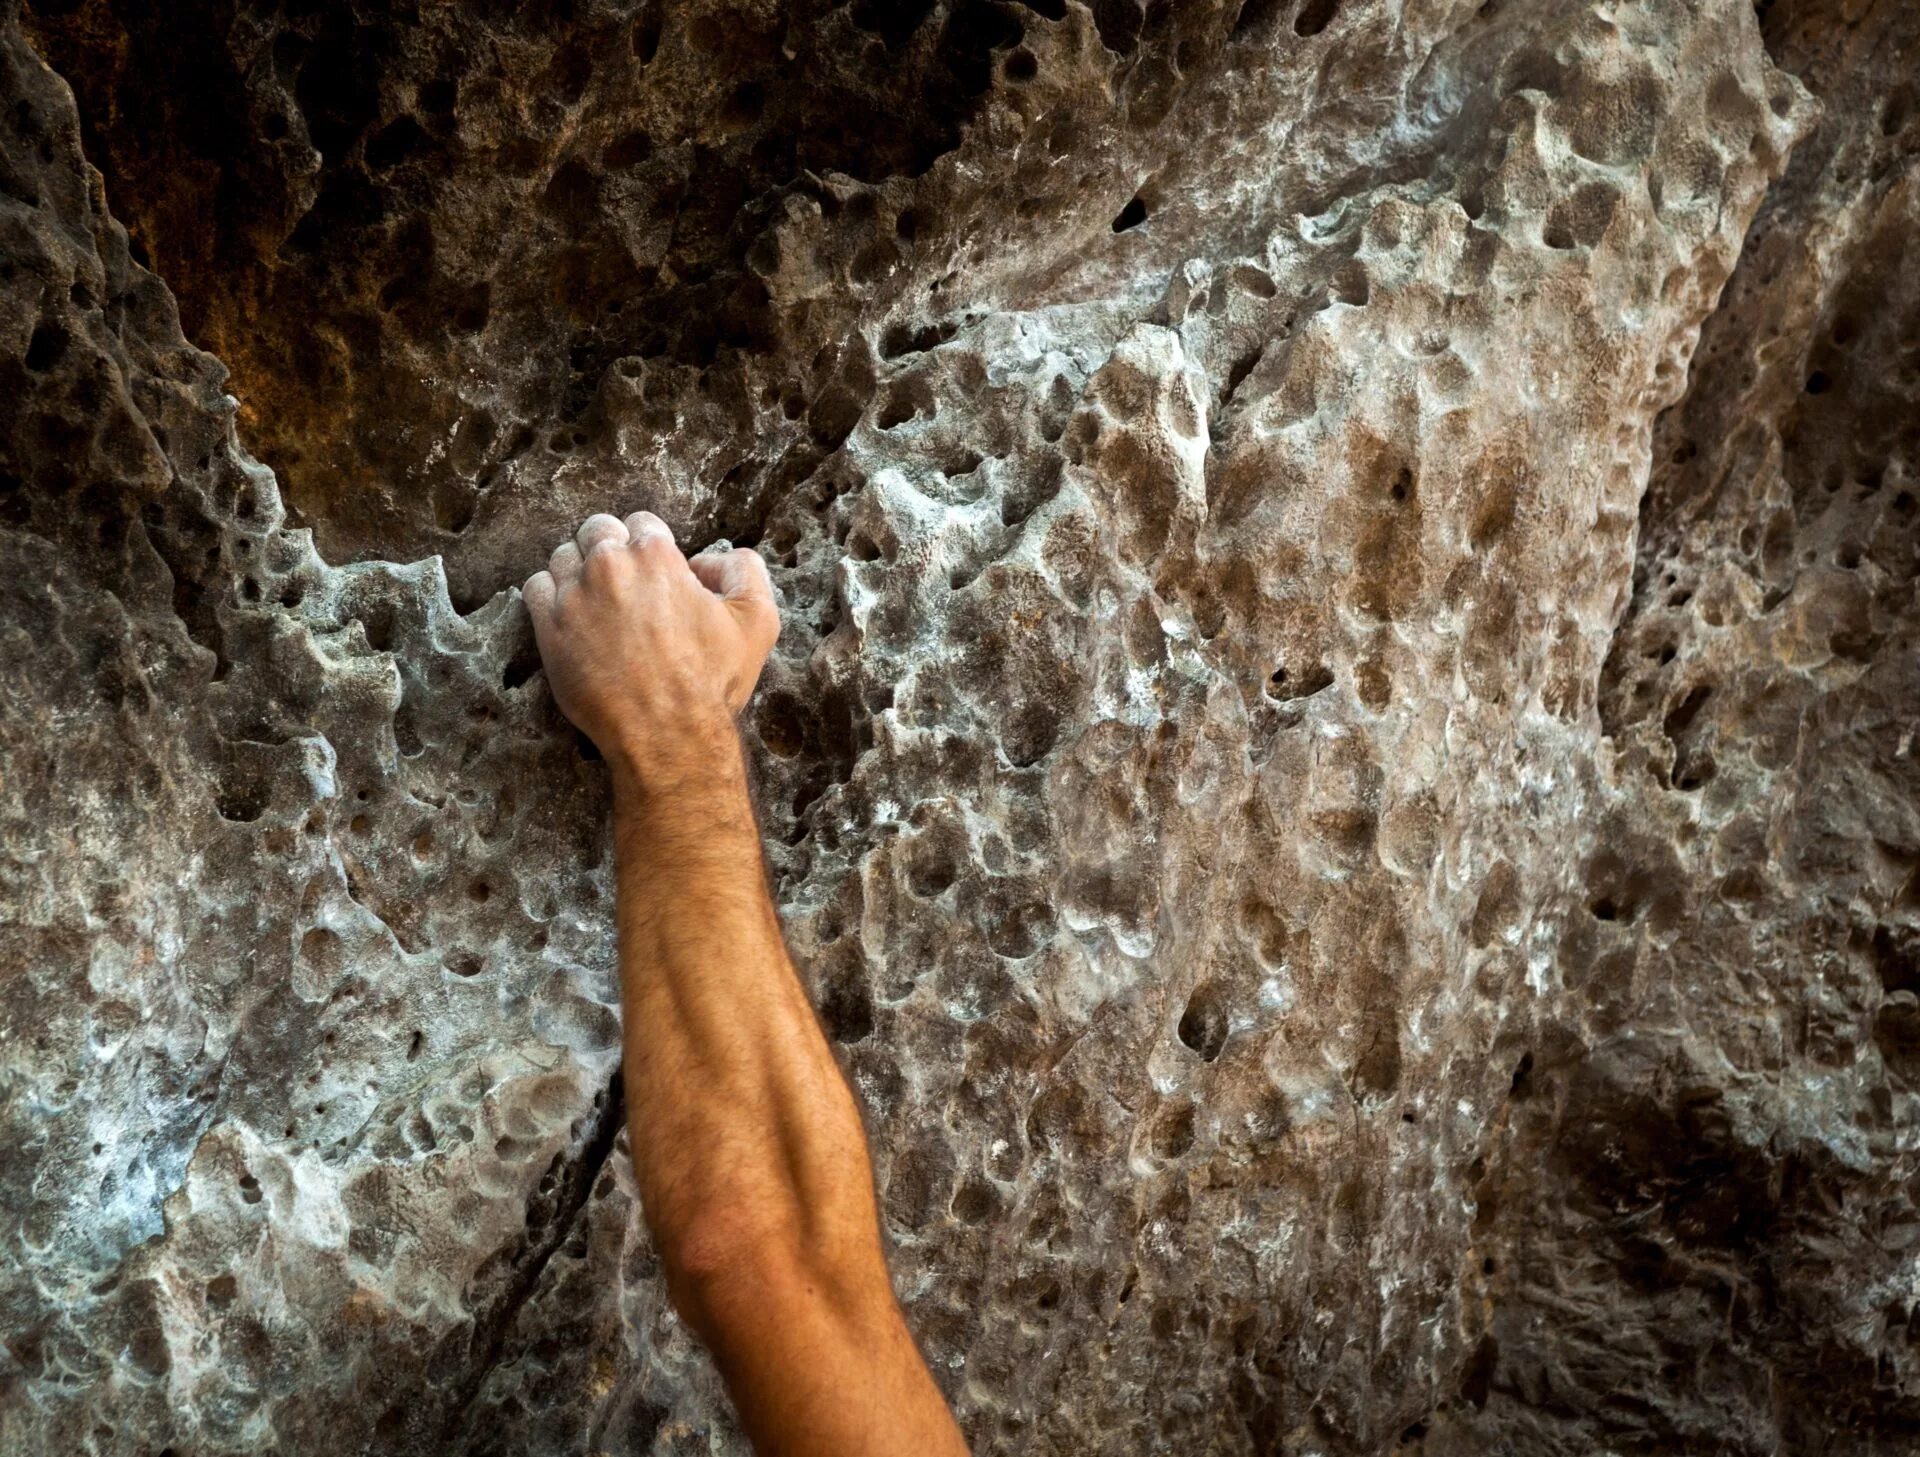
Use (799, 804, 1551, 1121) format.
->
(0, 0, 1913, 1454)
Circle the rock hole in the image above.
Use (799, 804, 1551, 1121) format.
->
(1224, 350, 1261, 400)
(631, 14, 661, 61)
(390, 699, 425, 757)
(1177, 982, 1229, 1061)
(1674, 752, 1716, 791)
(215, 775, 270, 824)
(1589, 895, 1636, 924)
(1091, 0, 1143, 53)
(1151, 1104, 1195, 1159)
(1509, 1051, 1534, 1098)
(880, 318, 957, 358)
(820, 961, 874, 1044)
(364, 114, 424, 171)
(757, 694, 807, 757)
(1461, 1334, 1497, 1407)
(1871, 926, 1919, 995)
(1662, 683, 1711, 742)
(1002, 702, 1060, 767)
(1112, 194, 1149, 233)
(354, 604, 396, 654)
(875, 386, 921, 430)
(951, 1175, 997, 1224)
(940, 449, 984, 479)
(942, 0, 1025, 93)
(502, 632, 541, 690)
(986, 898, 1053, 959)
(1267, 662, 1334, 702)
(1805, 370, 1832, 395)
(1232, 0, 1286, 37)
(1331, 261, 1369, 305)
(720, 82, 763, 130)
(906, 839, 959, 898)
(1293, 0, 1340, 36)
(851, 0, 938, 48)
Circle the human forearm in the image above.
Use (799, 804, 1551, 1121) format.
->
(609, 735, 884, 1322)
(524, 513, 966, 1454)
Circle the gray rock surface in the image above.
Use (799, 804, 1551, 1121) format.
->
(0, 0, 1913, 1453)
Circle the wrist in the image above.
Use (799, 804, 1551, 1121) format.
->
(605, 711, 747, 806)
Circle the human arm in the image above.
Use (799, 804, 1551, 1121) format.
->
(522, 511, 968, 1457)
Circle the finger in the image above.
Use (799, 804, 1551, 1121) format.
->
(523, 569, 557, 624)
(622, 510, 676, 552)
(548, 539, 584, 585)
(688, 544, 773, 605)
(693, 547, 781, 654)
(575, 512, 630, 559)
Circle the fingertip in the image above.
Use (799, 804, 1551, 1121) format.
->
(743, 547, 776, 597)
(623, 510, 675, 548)
(695, 544, 775, 603)
(686, 548, 725, 591)
(576, 517, 629, 581)
(575, 512, 630, 549)
(548, 539, 585, 581)
(523, 569, 556, 617)
(752, 598, 783, 654)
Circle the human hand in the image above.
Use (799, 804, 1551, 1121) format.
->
(522, 511, 779, 791)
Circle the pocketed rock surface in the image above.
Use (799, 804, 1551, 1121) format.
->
(0, 0, 1912, 1453)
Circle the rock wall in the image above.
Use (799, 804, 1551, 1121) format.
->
(0, 0, 1913, 1453)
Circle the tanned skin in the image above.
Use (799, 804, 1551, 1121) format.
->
(523, 510, 968, 1457)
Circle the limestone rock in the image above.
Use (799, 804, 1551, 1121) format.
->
(0, 0, 1913, 1453)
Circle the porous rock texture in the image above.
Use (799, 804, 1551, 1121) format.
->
(0, 0, 1913, 1453)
